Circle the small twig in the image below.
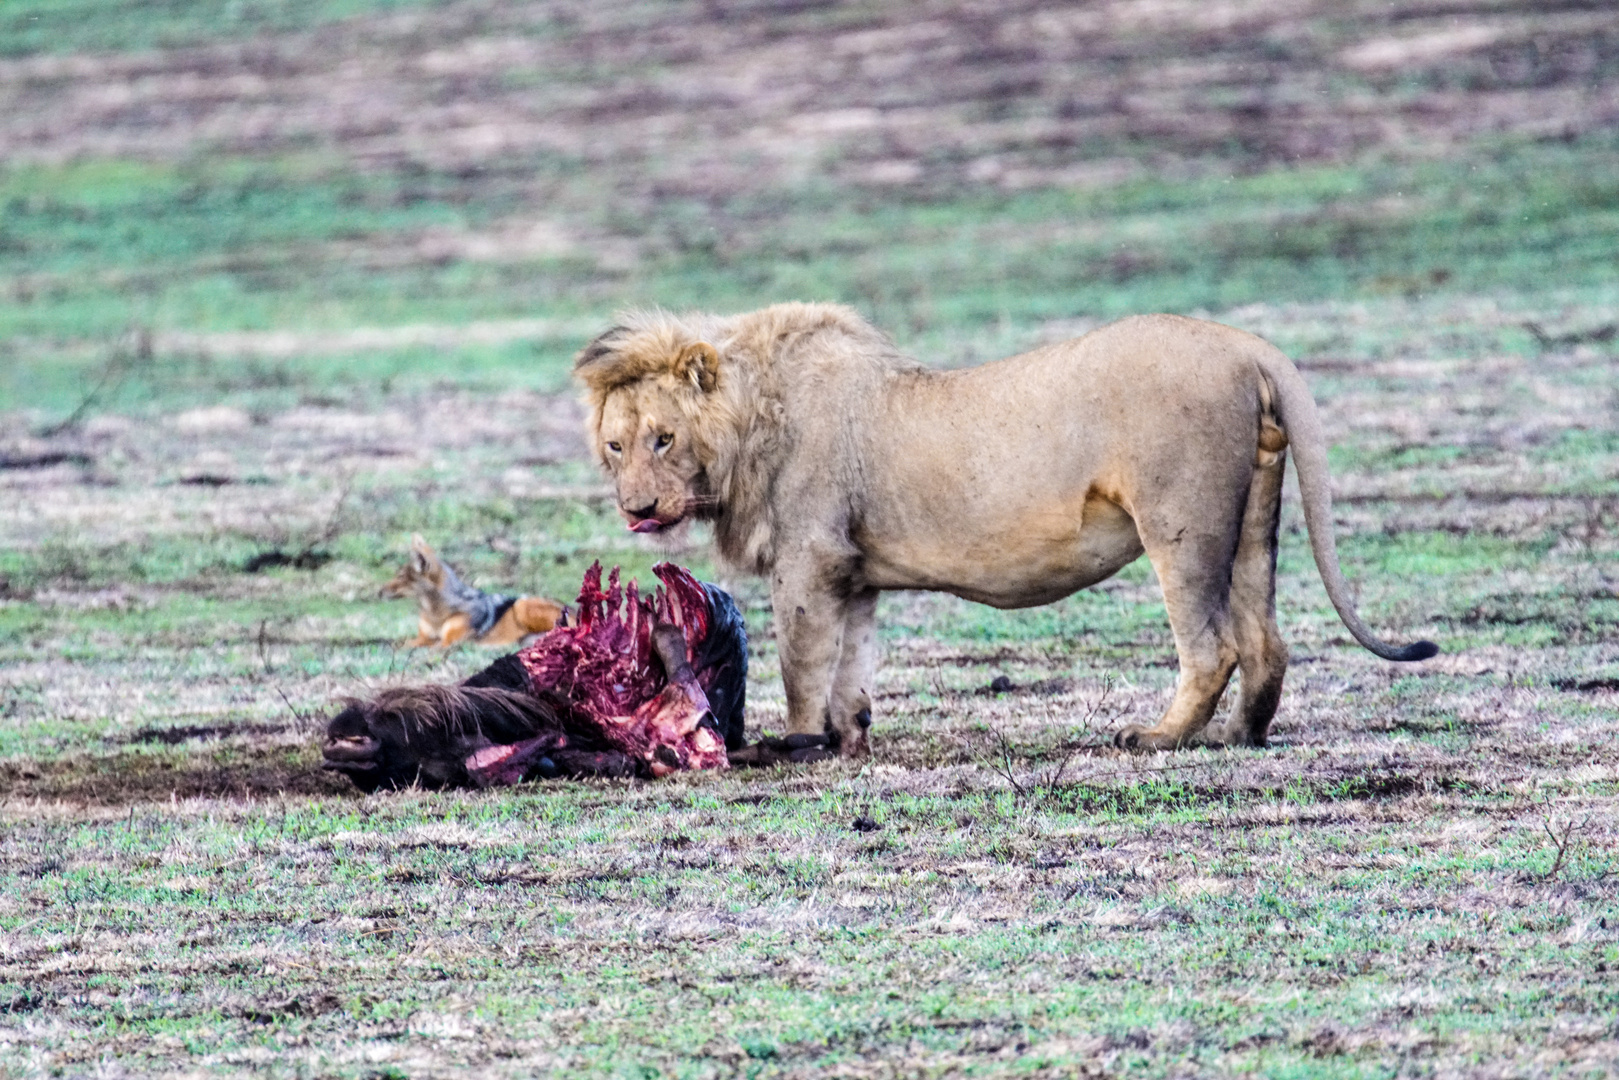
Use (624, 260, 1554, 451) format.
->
(245, 473, 357, 572)
(1045, 675, 1121, 787)
(311, 472, 354, 549)
(276, 687, 313, 737)
(40, 326, 151, 437)
(257, 620, 275, 676)
(987, 726, 1029, 800)
(288, 471, 355, 564)
(1541, 815, 1590, 881)
(981, 677, 1125, 802)
(1041, 741, 1082, 790)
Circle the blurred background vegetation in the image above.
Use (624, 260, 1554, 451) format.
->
(1, 0, 1615, 417)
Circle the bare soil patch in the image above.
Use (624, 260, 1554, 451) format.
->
(0, 742, 349, 804)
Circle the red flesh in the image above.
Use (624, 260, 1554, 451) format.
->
(494, 562, 727, 778)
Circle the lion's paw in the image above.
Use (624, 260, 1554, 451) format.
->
(1113, 726, 1180, 753)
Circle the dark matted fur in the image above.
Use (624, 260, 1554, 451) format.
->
(693, 581, 747, 750)
(461, 653, 531, 694)
(324, 685, 562, 792)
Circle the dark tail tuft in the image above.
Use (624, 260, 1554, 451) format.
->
(1392, 640, 1440, 662)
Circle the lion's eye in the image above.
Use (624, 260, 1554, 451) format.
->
(606, 441, 622, 454)
(654, 433, 673, 450)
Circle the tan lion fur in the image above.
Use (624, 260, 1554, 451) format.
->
(576, 303, 1437, 757)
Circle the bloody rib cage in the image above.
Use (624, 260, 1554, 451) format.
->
(322, 562, 747, 791)
(505, 562, 735, 778)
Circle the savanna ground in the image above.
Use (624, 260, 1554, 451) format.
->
(1, 0, 1617, 1075)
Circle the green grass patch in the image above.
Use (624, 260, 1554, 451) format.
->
(0, 0, 464, 56)
(5, 136, 1619, 417)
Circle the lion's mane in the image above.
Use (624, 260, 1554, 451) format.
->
(576, 302, 909, 572)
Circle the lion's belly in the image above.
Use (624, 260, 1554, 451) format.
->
(859, 493, 1145, 608)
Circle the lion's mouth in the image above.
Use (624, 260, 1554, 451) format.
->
(626, 509, 688, 533)
(625, 493, 713, 533)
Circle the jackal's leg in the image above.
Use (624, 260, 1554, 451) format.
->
(437, 613, 474, 648)
(402, 616, 439, 649)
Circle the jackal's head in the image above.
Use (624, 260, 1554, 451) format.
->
(381, 534, 446, 598)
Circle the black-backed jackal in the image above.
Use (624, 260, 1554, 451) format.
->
(382, 534, 565, 648)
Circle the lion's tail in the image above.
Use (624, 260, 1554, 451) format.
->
(1258, 351, 1439, 663)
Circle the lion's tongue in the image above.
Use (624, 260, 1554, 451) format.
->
(630, 519, 664, 534)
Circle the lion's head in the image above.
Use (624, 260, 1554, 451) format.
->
(573, 303, 866, 570)
(573, 316, 737, 535)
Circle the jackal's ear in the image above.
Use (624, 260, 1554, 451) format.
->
(410, 533, 434, 573)
(674, 342, 720, 393)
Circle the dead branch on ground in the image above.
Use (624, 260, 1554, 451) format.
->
(980, 677, 1122, 803)
(40, 326, 152, 438)
(1541, 814, 1590, 881)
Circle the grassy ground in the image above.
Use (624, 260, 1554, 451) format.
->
(3, 1, 1618, 1076)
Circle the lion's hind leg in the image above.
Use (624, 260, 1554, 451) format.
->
(1114, 480, 1246, 752)
(1215, 443, 1289, 748)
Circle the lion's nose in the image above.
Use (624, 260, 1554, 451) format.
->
(625, 501, 658, 520)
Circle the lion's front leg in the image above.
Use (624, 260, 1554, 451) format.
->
(771, 551, 866, 758)
(828, 589, 880, 754)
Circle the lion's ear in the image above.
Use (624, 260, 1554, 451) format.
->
(573, 325, 631, 389)
(675, 342, 720, 393)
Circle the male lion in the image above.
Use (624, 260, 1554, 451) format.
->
(575, 303, 1437, 758)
